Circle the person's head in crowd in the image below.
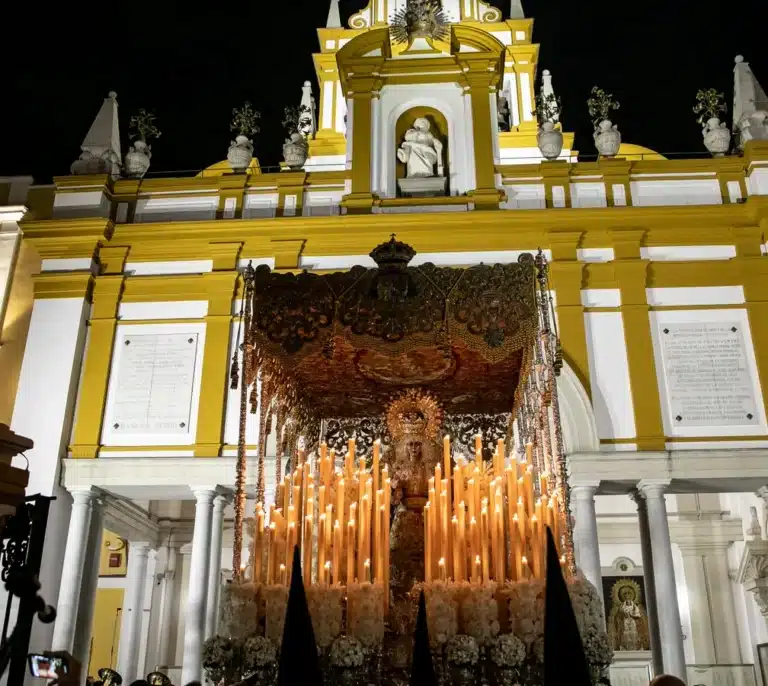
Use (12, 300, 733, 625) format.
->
(651, 675, 686, 686)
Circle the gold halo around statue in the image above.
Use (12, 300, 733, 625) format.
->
(386, 388, 443, 441)
(610, 577, 642, 604)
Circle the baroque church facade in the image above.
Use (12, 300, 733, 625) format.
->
(1, 0, 768, 683)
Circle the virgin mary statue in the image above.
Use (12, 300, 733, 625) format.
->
(397, 118, 444, 178)
(384, 389, 443, 600)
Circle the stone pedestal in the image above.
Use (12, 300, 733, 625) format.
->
(397, 176, 448, 198)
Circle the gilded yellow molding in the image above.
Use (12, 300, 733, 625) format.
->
(69, 275, 125, 459)
(609, 230, 665, 450)
(193, 271, 239, 457)
(33, 272, 93, 300)
(21, 217, 114, 260)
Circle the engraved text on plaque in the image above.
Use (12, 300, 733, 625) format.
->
(659, 322, 759, 427)
(111, 332, 200, 434)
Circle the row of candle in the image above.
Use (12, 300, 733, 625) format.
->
(425, 437, 567, 583)
(251, 439, 391, 600)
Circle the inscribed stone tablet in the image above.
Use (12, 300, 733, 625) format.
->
(659, 322, 759, 427)
(111, 332, 199, 434)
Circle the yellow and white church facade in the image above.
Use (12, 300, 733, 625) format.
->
(3, 0, 768, 683)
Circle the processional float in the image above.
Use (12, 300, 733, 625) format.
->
(209, 236, 609, 685)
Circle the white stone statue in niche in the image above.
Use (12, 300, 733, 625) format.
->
(397, 118, 444, 178)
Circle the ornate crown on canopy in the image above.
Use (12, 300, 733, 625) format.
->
(385, 388, 443, 441)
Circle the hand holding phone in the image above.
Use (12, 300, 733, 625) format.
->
(28, 653, 68, 680)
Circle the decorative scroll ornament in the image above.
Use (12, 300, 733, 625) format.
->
(390, 0, 450, 45)
(386, 388, 443, 441)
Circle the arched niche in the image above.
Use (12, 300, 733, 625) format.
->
(557, 360, 600, 454)
(394, 106, 450, 193)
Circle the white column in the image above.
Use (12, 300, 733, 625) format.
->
(116, 542, 151, 683)
(72, 496, 104, 670)
(639, 481, 686, 680)
(204, 495, 228, 640)
(370, 95, 381, 195)
(571, 484, 604, 609)
(631, 489, 664, 677)
(156, 537, 181, 668)
(51, 488, 97, 654)
(679, 542, 742, 663)
(181, 488, 216, 685)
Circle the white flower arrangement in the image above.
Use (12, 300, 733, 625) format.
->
(307, 585, 344, 648)
(458, 582, 500, 645)
(330, 635, 367, 668)
(424, 580, 459, 645)
(263, 585, 289, 645)
(242, 635, 277, 669)
(490, 634, 526, 668)
(347, 582, 386, 648)
(445, 634, 480, 666)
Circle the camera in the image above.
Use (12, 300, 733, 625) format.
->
(28, 654, 69, 680)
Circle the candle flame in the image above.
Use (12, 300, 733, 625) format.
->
(334, 520, 340, 529)
(325, 561, 331, 569)
(513, 513, 519, 521)
(280, 564, 286, 570)
(475, 555, 481, 564)
(522, 556, 528, 564)
(438, 557, 445, 566)
(364, 559, 370, 567)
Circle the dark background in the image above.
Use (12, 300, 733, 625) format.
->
(4, 0, 766, 181)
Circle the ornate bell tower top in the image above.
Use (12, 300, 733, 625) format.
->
(348, 0, 502, 29)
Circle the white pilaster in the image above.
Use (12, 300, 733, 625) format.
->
(639, 481, 687, 680)
(51, 488, 97, 654)
(12, 292, 90, 662)
(181, 488, 216, 685)
(679, 542, 742, 663)
(116, 541, 151, 683)
(571, 484, 604, 609)
(204, 495, 228, 640)
(71, 496, 104, 669)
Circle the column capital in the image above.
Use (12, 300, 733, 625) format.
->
(69, 486, 100, 505)
(637, 479, 671, 498)
(570, 482, 600, 498)
(180, 542, 194, 556)
(190, 486, 218, 503)
(128, 541, 152, 555)
(757, 485, 768, 503)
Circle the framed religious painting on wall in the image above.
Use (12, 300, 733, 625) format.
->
(602, 575, 652, 652)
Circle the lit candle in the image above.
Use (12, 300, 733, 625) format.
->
(374, 490, 382, 582)
(384, 478, 391, 608)
(469, 515, 478, 578)
(286, 520, 296, 580)
(438, 557, 446, 582)
(347, 520, 356, 585)
(336, 477, 345, 525)
(303, 515, 313, 584)
(324, 560, 331, 586)
(467, 479, 476, 522)
(333, 520, 341, 585)
(280, 563, 287, 586)
(440, 487, 449, 574)
(458, 502, 466, 582)
(364, 558, 371, 584)
(481, 503, 490, 583)
(425, 502, 432, 582)
(443, 435, 451, 480)
(524, 465, 535, 516)
(474, 555, 481, 584)
(267, 522, 276, 584)
(318, 514, 326, 582)
(454, 457, 464, 517)
(512, 514, 522, 581)
(452, 516, 460, 581)
(540, 472, 549, 497)
(521, 555, 529, 580)
(325, 504, 333, 568)
(373, 439, 381, 495)
(531, 514, 540, 579)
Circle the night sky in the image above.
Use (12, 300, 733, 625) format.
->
(5, 0, 766, 182)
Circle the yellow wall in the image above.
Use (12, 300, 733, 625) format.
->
(87, 587, 123, 679)
(0, 240, 39, 425)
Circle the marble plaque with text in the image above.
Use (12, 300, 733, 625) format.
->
(110, 332, 199, 434)
(659, 322, 759, 427)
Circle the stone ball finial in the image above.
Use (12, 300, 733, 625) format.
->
(735, 55, 744, 64)
(304, 80, 311, 87)
(542, 69, 551, 76)
(108, 91, 118, 99)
